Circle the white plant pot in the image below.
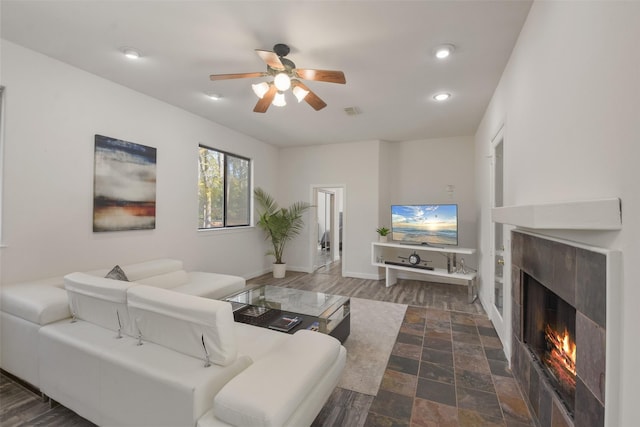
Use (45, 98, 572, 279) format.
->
(378, 235, 388, 243)
(273, 263, 287, 278)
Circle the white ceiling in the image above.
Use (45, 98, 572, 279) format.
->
(1, 0, 532, 148)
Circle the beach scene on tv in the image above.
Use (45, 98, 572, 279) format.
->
(391, 204, 458, 246)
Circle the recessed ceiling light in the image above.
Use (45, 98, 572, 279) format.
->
(433, 93, 451, 101)
(122, 47, 141, 60)
(434, 44, 455, 60)
(207, 93, 222, 101)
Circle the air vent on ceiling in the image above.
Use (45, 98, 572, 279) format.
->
(343, 106, 361, 116)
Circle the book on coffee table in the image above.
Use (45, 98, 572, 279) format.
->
(268, 315, 302, 332)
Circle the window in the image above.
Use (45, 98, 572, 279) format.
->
(198, 145, 251, 229)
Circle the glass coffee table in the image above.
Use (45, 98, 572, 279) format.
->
(222, 285, 350, 343)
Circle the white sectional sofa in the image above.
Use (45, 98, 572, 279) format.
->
(1, 259, 347, 426)
(1, 258, 245, 389)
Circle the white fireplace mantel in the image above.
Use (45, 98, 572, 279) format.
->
(491, 198, 622, 230)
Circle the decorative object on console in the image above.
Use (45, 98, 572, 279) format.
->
(408, 252, 420, 265)
(254, 187, 312, 278)
(376, 226, 390, 243)
(93, 134, 157, 232)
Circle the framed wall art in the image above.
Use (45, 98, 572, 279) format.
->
(93, 134, 157, 232)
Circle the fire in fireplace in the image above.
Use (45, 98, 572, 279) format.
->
(544, 323, 576, 390)
(523, 273, 577, 415)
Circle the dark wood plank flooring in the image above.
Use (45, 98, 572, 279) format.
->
(0, 260, 534, 426)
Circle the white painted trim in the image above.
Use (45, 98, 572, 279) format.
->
(492, 198, 622, 230)
(488, 123, 511, 362)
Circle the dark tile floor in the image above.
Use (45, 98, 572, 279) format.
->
(365, 306, 535, 427)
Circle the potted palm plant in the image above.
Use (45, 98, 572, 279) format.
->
(254, 187, 312, 278)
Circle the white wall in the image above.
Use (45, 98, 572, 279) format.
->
(277, 137, 477, 279)
(0, 40, 278, 284)
(378, 140, 393, 235)
(277, 140, 383, 278)
(475, 1, 640, 424)
(389, 136, 477, 255)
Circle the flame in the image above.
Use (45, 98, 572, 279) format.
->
(544, 324, 576, 386)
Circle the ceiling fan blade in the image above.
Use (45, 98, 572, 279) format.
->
(295, 69, 346, 84)
(255, 49, 285, 71)
(210, 72, 266, 81)
(253, 85, 277, 113)
(294, 81, 327, 111)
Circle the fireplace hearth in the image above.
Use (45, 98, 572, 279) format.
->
(510, 231, 617, 427)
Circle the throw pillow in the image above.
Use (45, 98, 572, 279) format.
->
(105, 265, 129, 281)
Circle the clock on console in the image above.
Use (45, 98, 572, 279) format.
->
(408, 252, 421, 265)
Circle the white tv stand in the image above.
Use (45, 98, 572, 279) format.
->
(371, 241, 477, 303)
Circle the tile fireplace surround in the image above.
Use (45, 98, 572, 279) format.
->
(510, 230, 621, 427)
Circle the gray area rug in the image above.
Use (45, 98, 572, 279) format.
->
(337, 297, 407, 396)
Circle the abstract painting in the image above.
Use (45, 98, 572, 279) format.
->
(93, 134, 157, 232)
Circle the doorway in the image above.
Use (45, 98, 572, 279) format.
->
(489, 125, 511, 355)
(312, 186, 344, 272)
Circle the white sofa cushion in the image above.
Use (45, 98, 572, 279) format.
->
(171, 271, 245, 299)
(213, 330, 342, 427)
(127, 285, 237, 366)
(64, 272, 134, 335)
(1, 277, 69, 325)
(233, 322, 289, 362)
(136, 269, 190, 289)
(39, 319, 253, 427)
(120, 258, 183, 281)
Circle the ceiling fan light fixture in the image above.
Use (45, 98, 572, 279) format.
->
(272, 91, 287, 107)
(274, 73, 291, 91)
(434, 44, 455, 59)
(292, 85, 309, 102)
(251, 82, 270, 99)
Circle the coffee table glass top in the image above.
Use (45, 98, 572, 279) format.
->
(223, 284, 349, 319)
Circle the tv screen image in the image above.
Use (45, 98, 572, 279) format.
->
(391, 204, 458, 246)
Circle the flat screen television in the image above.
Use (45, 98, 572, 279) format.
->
(391, 204, 458, 246)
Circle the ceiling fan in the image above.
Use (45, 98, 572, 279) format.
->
(209, 43, 346, 113)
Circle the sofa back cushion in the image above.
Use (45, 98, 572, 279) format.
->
(127, 285, 237, 366)
(136, 269, 189, 289)
(1, 276, 70, 325)
(64, 272, 134, 335)
(83, 259, 183, 281)
(120, 259, 184, 282)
